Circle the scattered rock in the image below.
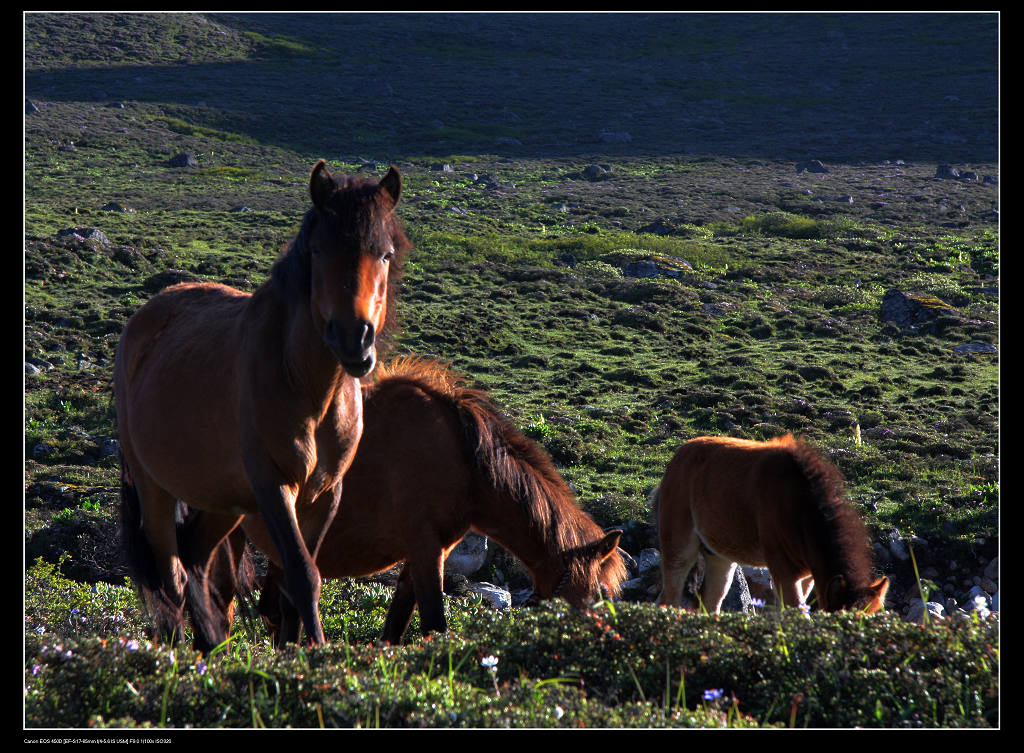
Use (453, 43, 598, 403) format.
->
(795, 159, 828, 173)
(583, 164, 612, 181)
(142, 269, 200, 293)
(935, 164, 960, 179)
(56, 226, 109, 246)
(952, 342, 997, 355)
(880, 289, 960, 332)
(554, 252, 578, 268)
(229, 205, 253, 213)
(466, 582, 512, 609)
(167, 152, 198, 168)
(102, 202, 133, 213)
(446, 532, 488, 577)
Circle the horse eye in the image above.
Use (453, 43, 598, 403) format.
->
(380, 250, 395, 264)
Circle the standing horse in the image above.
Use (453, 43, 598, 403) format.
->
(213, 358, 627, 645)
(115, 161, 409, 649)
(655, 434, 888, 614)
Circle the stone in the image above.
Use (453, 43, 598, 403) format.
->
(467, 582, 512, 609)
(167, 152, 198, 168)
(935, 164, 960, 179)
(796, 159, 828, 173)
(445, 532, 488, 577)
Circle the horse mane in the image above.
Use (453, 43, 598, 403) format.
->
(269, 171, 411, 345)
(778, 433, 877, 590)
(366, 357, 628, 595)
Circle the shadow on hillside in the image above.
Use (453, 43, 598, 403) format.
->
(25, 12, 999, 163)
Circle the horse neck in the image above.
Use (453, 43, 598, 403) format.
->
(249, 281, 352, 411)
(471, 474, 594, 594)
(802, 497, 874, 594)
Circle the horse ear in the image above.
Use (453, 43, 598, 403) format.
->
(868, 576, 890, 611)
(378, 166, 402, 207)
(597, 530, 622, 560)
(310, 160, 335, 208)
(825, 574, 847, 610)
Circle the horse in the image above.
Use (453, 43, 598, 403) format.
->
(211, 357, 628, 646)
(115, 161, 410, 650)
(654, 433, 889, 615)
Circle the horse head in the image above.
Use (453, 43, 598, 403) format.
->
(306, 160, 403, 378)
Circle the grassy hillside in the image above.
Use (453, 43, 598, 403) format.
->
(24, 12, 998, 729)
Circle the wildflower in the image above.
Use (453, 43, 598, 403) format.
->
(751, 598, 765, 608)
(480, 655, 499, 671)
(32, 665, 41, 676)
(798, 602, 811, 617)
(64, 649, 73, 658)
(553, 705, 565, 720)
(125, 640, 140, 651)
(70, 608, 79, 614)
(35, 626, 45, 635)
(703, 688, 724, 702)
(195, 660, 208, 676)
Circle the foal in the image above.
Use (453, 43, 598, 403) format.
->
(655, 434, 888, 614)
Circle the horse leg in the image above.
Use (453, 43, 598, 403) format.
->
(258, 561, 301, 647)
(698, 553, 738, 615)
(244, 464, 329, 646)
(182, 515, 245, 654)
(134, 481, 189, 645)
(656, 526, 700, 608)
(408, 550, 448, 638)
(380, 564, 418, 645)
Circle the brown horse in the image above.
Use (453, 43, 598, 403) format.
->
(115, 161, 409, 650)
(655, 434, 888, 614)
(212, 358, 627, 645)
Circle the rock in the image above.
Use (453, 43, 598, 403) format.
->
(167, 152, 198, 168)
(720, 566, 753, 613)
(56, 227, 110, 246)
(982, 174, 998, 185)
(445, 532, 488, 577)
(905, 598, 946, 623)
(952, 342, 997, 355)
(983, 556, 999, 582)
(880, 289, 959, 332)
(935, 164, 960, 179)
(99, 438, 120, 458)
(142, 269, 200, 293)
(467, 582, 512, 609)
(583, 164, 611, 181)
(26, 362, 42, 376)
(229, 205, 252, 213)
(742, 566, 775, 606)
(796, 159, 828, 173)
(102, 202, 132, 213)
(634, 548, 660, 574)
(554, 252, 578, 268)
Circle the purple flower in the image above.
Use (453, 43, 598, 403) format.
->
(195, 660, 208, 676)
(703, 688, 724, 701)
(751, 598, 765, 608)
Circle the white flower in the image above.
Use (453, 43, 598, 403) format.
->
(553, 705, 565, 719)
(480, 655, 499, 671)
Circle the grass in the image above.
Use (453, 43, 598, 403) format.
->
(24, 12, 998, 730)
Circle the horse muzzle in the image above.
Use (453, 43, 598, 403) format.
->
(323, 318, 376, 378)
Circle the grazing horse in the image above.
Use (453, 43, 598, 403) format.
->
(655, 434, 888, 614)
(115, 161, 409, 650)
(212, 358, 627, 645)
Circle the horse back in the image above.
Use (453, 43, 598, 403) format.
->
(662, 435, 816, 566)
